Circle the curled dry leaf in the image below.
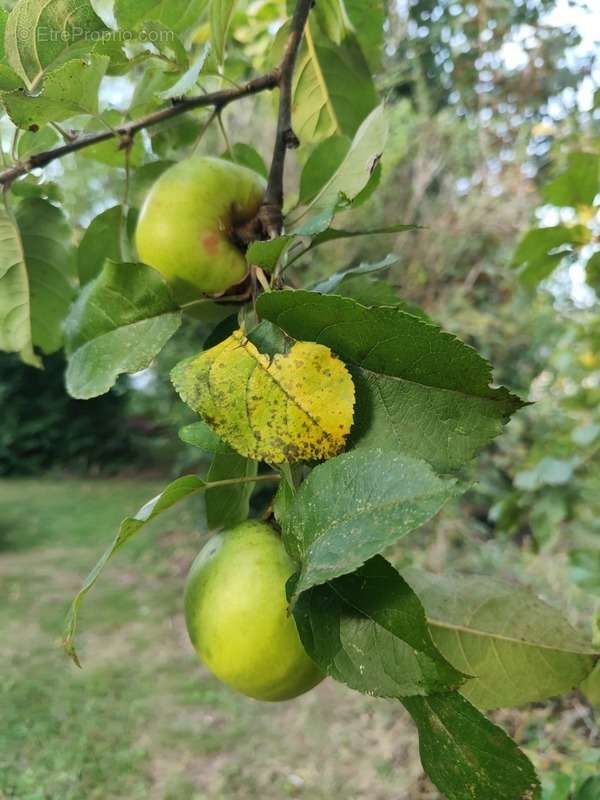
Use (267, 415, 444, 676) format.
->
(171, 329, 355, 464)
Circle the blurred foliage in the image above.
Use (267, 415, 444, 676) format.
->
(387, 0, 593, 120)
(0, 354, 137, 475)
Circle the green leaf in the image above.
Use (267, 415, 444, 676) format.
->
(247, 211, 406, 270)
(580, 662, 600, 708)
(289, 105, 387, 228)
(10, 177, 62, 203)
(78, 206, 123, 286)
(293, 556, 465, 697)
(138, 21, 188, 67)
(201, 313, 238, 350)
(114, 0, 209, 33)
(0, 64, 24, 90)
(2, 55, 109, 130)
(405, 569, 597, 710)
(512, 224, 592, 287)
(291, 204, 344, 237)
(0, 202, 39, 366)
(344, 0, 385, 69)
(179, 420, 223, 451)
(181, 422, 258, 529)
(348, 159, 381, 208)
(313, 262, 430, 318)
(282, 448, 460, 598)
(312, 0, 353, 44)
(210, 0, 237, 64)
(5, 0, 109, 89)
(16, 125, 60, 158)
(0, 8, 8, 61)
(63, 475, 206, 667)
(576, 777, 600, 800)
(0, 197, 74, 364)
(77, 111, 146, 167)
(296, 0, 385, 69)
(246, 237, 294, 270)
(245, 319, 288, 357)
(299, 135, 350, 204)
(309, 222, 418, 249)
(157, 43, 210, 99)
(299, 221, 418, 270)
(222, 143, 268, 178)
(257, 291, 524, 473)
(64, 261, 181, 399)
(586, 251, 600, 293)
(293, 26, 377, 142)
(128, 61, 180, 115)
(312, 254, 399, 294)
(541, 152, 600, 208)
(16, 197, 75, 355)
(273, 468, 296, 526)
(205, 448, 257, 530)
(402, 693, 541, 800)
(331, 275, 405, 307)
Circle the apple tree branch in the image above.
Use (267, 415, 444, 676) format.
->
(259, 0, 314, 237)
(0, 1, 314, 194)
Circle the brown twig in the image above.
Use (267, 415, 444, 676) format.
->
(1, 0, 314, 249)
(0, 1, 314, 200)
(259, 0, 313, 238)
(0, 72, 279, 188)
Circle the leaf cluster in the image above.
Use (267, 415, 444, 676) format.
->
(0, 2, 597, 797)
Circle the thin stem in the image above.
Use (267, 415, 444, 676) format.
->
(180, 292, 250, 309)
(190, 108, 218, 154)
(0, 71, 280, 188)
(10, 128, 19, 162)
(50, 121, 77, 142)
(216, 72, 243, 91)
(206, 473, 280, 489)
(216, 111, 233, 158)
(119, 145, 132, 262)
(0, 136, 8, 168)
(253, 265, 271, 293)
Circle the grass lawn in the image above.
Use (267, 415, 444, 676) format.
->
(1, 478, 598, 800)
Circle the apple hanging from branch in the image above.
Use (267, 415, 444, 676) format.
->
(135, 156, 267, 303)
(184, 521, 324, 701)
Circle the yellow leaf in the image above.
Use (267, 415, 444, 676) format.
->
(171, 330, 355, 464)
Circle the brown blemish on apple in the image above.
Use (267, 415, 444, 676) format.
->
(202, 233, 220, 256)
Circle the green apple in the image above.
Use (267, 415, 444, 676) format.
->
(135, 156, 266, 302)
(184, 520, 324, 702)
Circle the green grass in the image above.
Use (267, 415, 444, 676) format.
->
(0, 478, 598, 800)
(0, 478, 200, 552)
